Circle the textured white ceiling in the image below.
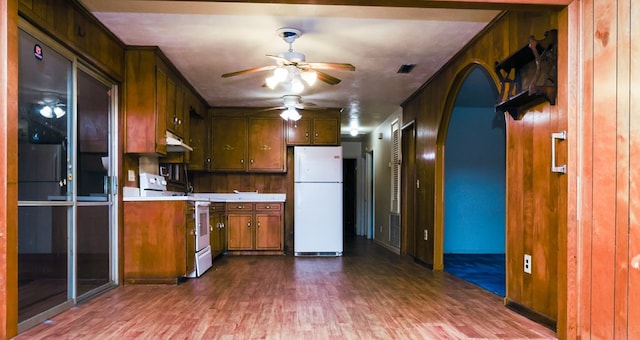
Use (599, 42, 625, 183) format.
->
(80, 1, 499, 136)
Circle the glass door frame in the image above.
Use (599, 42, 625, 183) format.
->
(74, 63, 119, 302)
(17, 19, 119, 332)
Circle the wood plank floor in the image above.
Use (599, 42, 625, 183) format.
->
(16, 237, 557, 339)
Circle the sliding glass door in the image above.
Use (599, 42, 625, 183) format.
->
(17, 24, 118, 330)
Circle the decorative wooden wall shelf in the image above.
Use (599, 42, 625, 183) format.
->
(494, 29, 557, 120)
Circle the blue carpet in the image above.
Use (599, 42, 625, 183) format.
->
(444, 253, 505, 297)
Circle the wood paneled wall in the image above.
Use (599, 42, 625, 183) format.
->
(402, 7, 562, 331)
(577, 0, 640, 338)
(1, 1, 18, 338)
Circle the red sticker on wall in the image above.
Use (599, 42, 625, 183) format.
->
(34, 44, 43, 61)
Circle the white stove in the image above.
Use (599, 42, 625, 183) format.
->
(138, 172, 213, 278)
(139, 173, 186, 197)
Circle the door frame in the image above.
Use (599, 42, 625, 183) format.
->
(400, 121, 416, 256)
(434, 62, 501, 271)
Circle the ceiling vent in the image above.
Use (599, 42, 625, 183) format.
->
(397, 64, 416, 74)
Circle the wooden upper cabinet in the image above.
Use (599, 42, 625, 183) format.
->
(248, 117, 285, 172)
(187, 92, 210, 171)
(286, 117, 312, 145)
(188, 112, 209, 171)
(286, 110, 341, 146)
(165, 77, 177, 135)
(312, 117, 340, 145)
(19, 0, 125, 79)
(210, 117, 247, 171)
(125, 47, 194, 155)
(124, 48, 167, 154)
(210, 110, 286, 173)
(166, 81, 187, 138)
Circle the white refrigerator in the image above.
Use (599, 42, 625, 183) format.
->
(294, 146, 343, 256)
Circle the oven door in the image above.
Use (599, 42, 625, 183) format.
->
(195, 202, 210, 251)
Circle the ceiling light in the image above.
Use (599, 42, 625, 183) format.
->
(266, 65, 317, 93)
(37, 104, 66, 119)
(349, 119, 359, 136)
(301, 70, 317, 86)
(290, 78, 304, 94)
(274, 67, 288, 82)
(38, 105, 53, 118)
(280, 107, 301, 121)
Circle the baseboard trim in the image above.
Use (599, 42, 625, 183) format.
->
(412, 257, 434, 270)
(374, 239, 400, 254)
(505, 298, 557, 331)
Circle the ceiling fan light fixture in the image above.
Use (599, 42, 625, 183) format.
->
(280, 107, 301, 121)
(301, 70, 317, 86)
(287, 107, 301, 121)
(274, 67, 289, 82)
(265, 76, 279, 89)
(38, 105, 53, 118)
(279, 110, 290, 121)
(290, 78, 304, 94)
(37, 104, 66, 119)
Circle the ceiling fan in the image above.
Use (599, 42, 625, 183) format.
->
(221, 28, 355, 89)
(261, 95, 318, 121)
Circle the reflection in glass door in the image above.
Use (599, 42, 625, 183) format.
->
(17, 24, 118, 330)
(76, 68, 115, 298)
(17, 29, 73, 324)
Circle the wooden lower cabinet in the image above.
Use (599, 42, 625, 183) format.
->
(226, 202, 283, 253)
(209, 203, 226, 257)
(124, 201, 192, 284)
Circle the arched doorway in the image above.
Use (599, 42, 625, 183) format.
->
(439, 66, 505, 296)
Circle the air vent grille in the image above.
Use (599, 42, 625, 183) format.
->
(397, 64, 416, 74)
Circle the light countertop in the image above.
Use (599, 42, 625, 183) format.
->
(123, 190, 286, 203)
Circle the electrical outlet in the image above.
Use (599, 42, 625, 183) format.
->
(128, 170, 136, 182)
(379, 225, 383, 232)
(524, 254, 532, 274)
(424, 229, 428, 240)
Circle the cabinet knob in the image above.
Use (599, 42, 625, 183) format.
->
(247, 221, 251, 228)
(257, 221, 261, 228)
(250, 159, 254, 164)
(240, 159, 244, 164)
(266, 205, 271, 209)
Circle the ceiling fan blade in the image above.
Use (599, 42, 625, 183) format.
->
(257, 106, 286, 112)
(307, 62, 355, 71)
(221, 65, 276, 78)
(315, 70, 342, 85)
(266, 54, 295, 65)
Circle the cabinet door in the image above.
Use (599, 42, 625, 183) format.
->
(154, 66, 168, 154)
(255, 213, 282, 250)
(248, 117, 285, 172)
(286, 117, 311, 145)
(226, 213, 253, 250)
(188, 112, 208, 171)
(174, 84, 186, 137)
(211, 117, 247, 171)
(313, 117, 340, 145)
(209, 209, 225, 257)
(165, 77, 177, 134)
(185, 214, 196, 275)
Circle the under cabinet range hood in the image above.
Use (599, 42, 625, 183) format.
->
(166, 131, 193, 152)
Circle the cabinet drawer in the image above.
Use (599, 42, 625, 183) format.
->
(226, 203, 254, 211)
(209, 203, 226, 212)
(255, 203, 281, 211)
